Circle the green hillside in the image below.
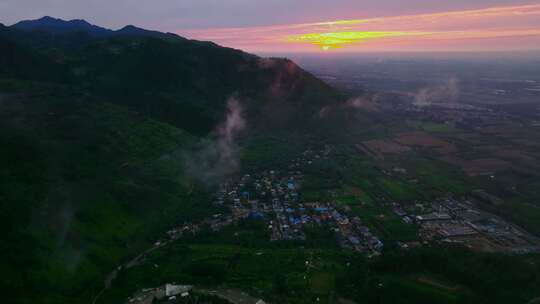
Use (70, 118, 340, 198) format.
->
(0, 23, 345, 303)
(0, 81, 215, 303)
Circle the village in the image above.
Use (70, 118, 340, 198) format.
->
(163, 145, 540, 259)
(125, 146, 540, 304)
(166, 146, 385, 257)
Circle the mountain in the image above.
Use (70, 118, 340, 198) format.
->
(11, 16, 182, 40)
(0, 17, 347, 304)
(3, 17, 345, 133)
(12, 16, 113, 36)
(6, 17, 184, 50)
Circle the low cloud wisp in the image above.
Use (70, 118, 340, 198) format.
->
(414, 77, 460, 107)
(182, 96, 246, 185)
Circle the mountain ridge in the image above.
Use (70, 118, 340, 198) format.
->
(1, 16, 346, 134)
(11, 16, 183, 40)
(12, 16, 113, 36)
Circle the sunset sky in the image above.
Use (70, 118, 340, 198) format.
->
(2, 0, 540, 53)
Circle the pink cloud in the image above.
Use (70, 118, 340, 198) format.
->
(177, 3, 540, 53)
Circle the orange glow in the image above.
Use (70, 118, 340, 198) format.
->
(286, 31, 432, 50)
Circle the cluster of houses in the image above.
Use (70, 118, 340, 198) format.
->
(209, 147, 384, 256)
(328, 206, 384, 255)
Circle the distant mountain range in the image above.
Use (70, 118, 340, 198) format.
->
(11, 16, 178, 39)
(12, 16, 112, 35)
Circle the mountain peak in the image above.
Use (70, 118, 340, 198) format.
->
(117, 24, 145, 33)
(38, 16, 61, 21)
(120, 24, 139, 30)
(116, 24, 179, 39)
(38, 16, 55, 21)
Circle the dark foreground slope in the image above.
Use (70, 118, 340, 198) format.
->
(0, 19, 345, 303)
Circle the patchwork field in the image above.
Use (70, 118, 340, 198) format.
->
(394, 132, 456, 152)
(359, 139, 411, 158)
(440, 156, 511, 176)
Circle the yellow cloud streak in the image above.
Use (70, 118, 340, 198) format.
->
(286, 31, 432, 50)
